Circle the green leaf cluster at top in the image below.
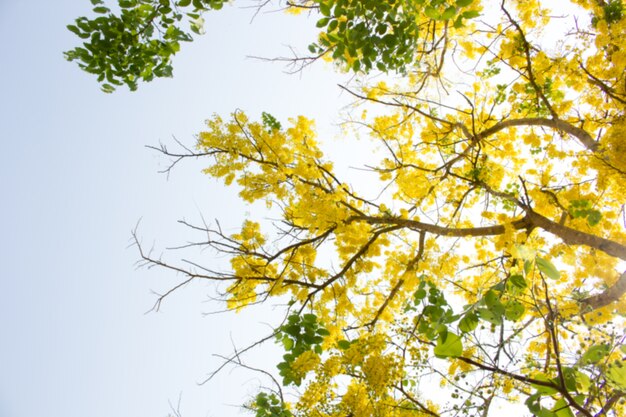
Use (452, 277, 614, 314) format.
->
(592, 0, 624, 26)
(310, 0, 479, 74)
(66, 0, 482, 91)
(65, 0, 226, 92)
(275, 313, 330, 386)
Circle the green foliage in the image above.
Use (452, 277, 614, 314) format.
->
(580, 344, 610, 365)
(526, 369, 580, 417)
(523, 338, 623, 417)
(65, 0, 227, 92)
(310, 0, 480, 74)
(568, 199, 602, 227)
(261, 112, 282, 132)
(66, 0, 482, 91)
(275, 313, 329, 386)
(592, 0, 624, 26)
(405, 273, 534, 358)
(606, 359, 626, 390)
(603, 0, 624, 24)
(433, 330, 463, 358)
(407, 278, 458, 340)
(536, 257, 561, 280)
(253, 393, 293, 417)
(514, 78, 563, 116)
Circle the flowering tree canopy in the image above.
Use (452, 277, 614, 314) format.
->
(70, 1, 626, 416)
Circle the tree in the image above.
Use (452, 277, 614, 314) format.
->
(70, 1, 626, 416)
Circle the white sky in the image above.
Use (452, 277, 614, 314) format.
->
(0, 1, 355, 416)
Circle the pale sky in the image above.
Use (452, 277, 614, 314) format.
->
(0, 1, 352, 416)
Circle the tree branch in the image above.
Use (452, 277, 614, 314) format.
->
(581, 270, 626, 310)
(348, 214, 531, 237)
(477, 117, 598, 152)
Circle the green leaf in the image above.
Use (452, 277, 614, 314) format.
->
(282, 337, 294, 350)
(477, 307, 503, 325)
(441, 6, 457, 20)
(66, 24, 82, 36)
(458, 312, 478, 333)
(506, 275, 528, 294)
(414, 288, 427, 301)
(483, 290, 504, 312)
(552, 398, 575, 417)
(536, 257, 560, 280)
(531, 374, 559, 395)
(316, 17, 330, 28)
(178, 0, 192, 6)
(337, 340, 351, 350)
(580, 343, 610, 365)
(561, 367, 578, 392)
(319, 2, 331, 17)
(284, 324, 300, 337)
(456, 0, 474, 6)
(424, 6, 440, 20)
(434, 332, 463, 358)
(317, 328, 330, 336)
(586, 210, 602, 226)
(509, 275, 528, 290)
(101, 83, 115, 93)
(524, 259, 534, 276)
(574, 371, 591, 393)
(462, 10, 481, 19)
(606, 360, 626, 389)
(504, 300, 525, 321)
(328, 19, 338, 32)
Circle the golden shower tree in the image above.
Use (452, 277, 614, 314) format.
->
(69, 0, 626, 415)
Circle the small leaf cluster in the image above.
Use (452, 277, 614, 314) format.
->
(579, 343, 626, 392)
(404, 270, 532, 359)
(275, 313, 330, 386)
(253, 393, 293, 417)
(261, 112, 282, 133)
(526, 392, 576, 417)
(65, 0, 226, 92)
(568, 200, 602, 227)
(309, 0, 479, 74)
(524, 343, 626, 417)
(406, 278, 464, 358)
(516, 78, 563, 117)
(457, 271, 528, 337)
(592, 0, 624, 26)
